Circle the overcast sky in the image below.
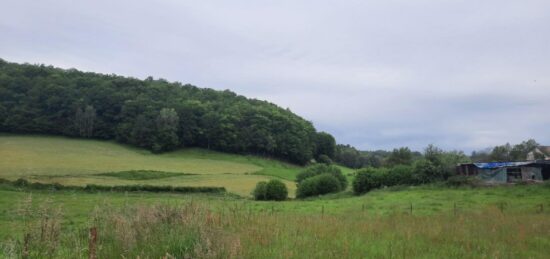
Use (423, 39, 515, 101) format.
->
(1, 0, 549, 152)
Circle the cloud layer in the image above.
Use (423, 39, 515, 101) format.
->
(2, 0, 549, 152)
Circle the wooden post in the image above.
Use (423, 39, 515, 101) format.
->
(454, 202, 457, 216)
(410, 203, 413, 215)
(321, 205, 325, 217)
(22, 233, 30, 259)
(498, 202, 507, 214)
(89, 227, 97, 259)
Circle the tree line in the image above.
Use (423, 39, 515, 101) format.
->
(0, 59, 336, 164)
(334, 139, 542, 169)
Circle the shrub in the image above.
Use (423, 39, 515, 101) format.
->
(296, 164, 347, 190)
(253, 181, 268, 200)
(265, 179, 288, 201)
(317, 155, 333, 165)
(386, 165, 413, 186)
(411, 159, 440, 184)
(253, 180, 288, 201)
(296, 173, 342, 198)
(352, 168, 385, 195)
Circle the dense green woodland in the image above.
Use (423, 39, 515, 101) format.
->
(0, 59, 336, 164)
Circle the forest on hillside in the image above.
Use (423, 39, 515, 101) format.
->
(0, 59, 336, 164)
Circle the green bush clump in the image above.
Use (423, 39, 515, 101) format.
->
(352, 168, 385, 195)
(296, 164, 347, 190)
(352, 158, 460, 195)
(296, 173, 342, 198)
(253, 179, 288, 201)
(317, 155, 333, 165)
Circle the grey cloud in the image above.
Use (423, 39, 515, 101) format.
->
(1, 0, 549, 152)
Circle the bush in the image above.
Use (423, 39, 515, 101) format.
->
(352, 168, 384, 195)
(411, 159, 440, 184)
(385, 165, 413, 186)
(296, 164, 347, 190)
(252, 181, 268, 200)
(253, 180, 288, 201)
(317, 155, 333, 165)
(296, 173, 342, 198)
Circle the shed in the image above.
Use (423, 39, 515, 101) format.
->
(456, 161, 550, 183)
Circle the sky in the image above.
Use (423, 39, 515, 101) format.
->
(1, 0, 549, 152)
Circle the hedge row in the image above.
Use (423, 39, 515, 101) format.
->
(0, 178, 226, 194)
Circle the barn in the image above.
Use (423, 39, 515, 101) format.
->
(456, 161, 550, 183)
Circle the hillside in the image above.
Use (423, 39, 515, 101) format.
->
(0, 135, 301, 196)
(0, 59, 336, 164)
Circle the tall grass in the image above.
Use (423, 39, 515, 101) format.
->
(3, 199, 549, 258)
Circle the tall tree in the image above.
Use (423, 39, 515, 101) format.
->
(315, 132, 336, 159)
(153, 108, 180, 152)
(75, 105, 96, 137)
(509, 139, 539, 161)
(490, 143, 512, 161)
(386, 147, 413, 166)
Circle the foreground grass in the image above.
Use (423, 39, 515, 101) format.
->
(1, 184, 549, 234)
(0, 135, 301, 195)
(2, 193, 549, 258)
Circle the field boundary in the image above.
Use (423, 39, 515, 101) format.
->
(0, 178, 226, 194)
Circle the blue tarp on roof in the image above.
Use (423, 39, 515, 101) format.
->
(474, 161, 533, 169)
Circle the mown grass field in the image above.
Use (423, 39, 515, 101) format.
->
(0, 135, 301, 196)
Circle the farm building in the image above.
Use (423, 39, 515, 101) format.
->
(456, 161, 550, 183)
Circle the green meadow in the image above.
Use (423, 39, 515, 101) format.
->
(0, 135, 300, 196)
(1, 183, 549, 258)
(1, 135, 550, 258)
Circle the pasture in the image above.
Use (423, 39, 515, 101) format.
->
(0, 135, 300, 196)
(1, 135, 550, 258)
(0, 183, 549, 258)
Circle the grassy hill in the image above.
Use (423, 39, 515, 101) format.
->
(0, 135, 302, 196)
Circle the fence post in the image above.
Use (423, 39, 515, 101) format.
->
(22, 233, 30, 259)
(321, 205, 325, 217)
(454, 202, 457, 216)
(89, 227, 97, 259)
(410, 203, 413, 215)
(498, 202, 506, 214)
(537, 204, 544, 213)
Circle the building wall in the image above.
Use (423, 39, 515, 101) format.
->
(478, 168, 507, 183)
(520, 167, 542, 181)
